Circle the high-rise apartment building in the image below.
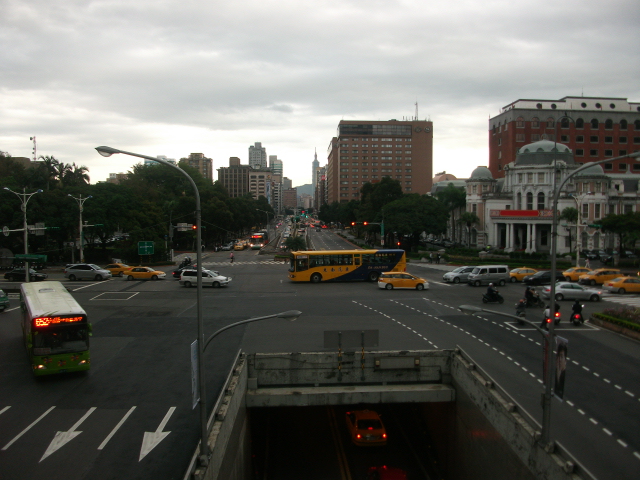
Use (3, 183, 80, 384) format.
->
(249, 168, 272, 202)
(326, 119, 434, 203)
(283, 177, 292, 190)
(312, 149, 319, 200)
(269, 155, 283, 176)
(217, 157, 251, 197)
(283, 188, 297, 210)
(314, 166, 326, 211)
(249, 142, 267, 169)
(182, 153, 213, 181)
(488, 96, 640, 178)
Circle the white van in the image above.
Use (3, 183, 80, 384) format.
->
(467, 265, 510, 286)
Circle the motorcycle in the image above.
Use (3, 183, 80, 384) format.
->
(571, 306, 585, 326)
(543, 311, 561, 328)
(482, 292, 504, 304)
(525, 295, 544, 308)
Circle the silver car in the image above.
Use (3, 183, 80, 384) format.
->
(540, 282, 602, 302)
(64, 263, 112, 281)
(179, 269, 231, 288)
(442, 266, 476, 284)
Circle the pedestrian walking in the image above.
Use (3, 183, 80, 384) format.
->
(429, 253, 433, 264)
(230, 252, 234, 264)
(436, 253, 441, 264)
(585, 258, 590, 269)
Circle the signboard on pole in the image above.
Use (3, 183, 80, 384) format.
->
(138, 241, 155, 255)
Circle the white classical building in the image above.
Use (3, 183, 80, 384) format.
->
(465, 140, 640, 254)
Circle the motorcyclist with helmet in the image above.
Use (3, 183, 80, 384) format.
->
(572, 300, 584, 324)
(541, 302, 561, 329)
(486, 283, 499, 302)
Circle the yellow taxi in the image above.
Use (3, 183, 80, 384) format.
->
(509, 267, 538, 283)
(234, 242, 245, 251)
(104, 263, 131, 277)
(603, 276, 640, 294)
(345, 410, 387, 446)
(578, 268, 622, 286)
(377, 272, 429, 291)
(125, 266, 166, 281)
(561, 267, 591, 282)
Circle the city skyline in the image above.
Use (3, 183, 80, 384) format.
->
(1, 0, 638, 188)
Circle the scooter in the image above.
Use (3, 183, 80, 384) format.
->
(482, 292, 504, 304)
(543, 311, 561, 328)
(515, 300, 527, 325)
(525, 295, 544, 308)
(571, 309, 585, 326)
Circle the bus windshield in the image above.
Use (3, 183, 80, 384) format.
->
(33, 326, 89, 355)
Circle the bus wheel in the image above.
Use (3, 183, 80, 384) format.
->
(368, 272, 379, 282)
(310, 273, 322, 283)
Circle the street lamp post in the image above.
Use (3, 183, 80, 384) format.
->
(68, 194, 92, 263)
(546, 148, 640, 444)
(256, 208, 272, 239)
(569, 192, 592, 268)
(96, 146, 206, 461)
(3, 187, 42, 282)
(458, 305, 553, 443)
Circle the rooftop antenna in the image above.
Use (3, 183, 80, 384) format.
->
(30, 136, 36, 162)
(415, 102, 418, 121)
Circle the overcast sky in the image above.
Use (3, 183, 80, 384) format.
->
(2, 0, 639, 188)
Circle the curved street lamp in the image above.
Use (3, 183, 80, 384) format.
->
(3, 187, 42, 282)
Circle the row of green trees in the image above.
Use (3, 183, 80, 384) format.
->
(0, 152, 274, 264)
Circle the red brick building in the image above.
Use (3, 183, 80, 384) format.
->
(488, 96, 640, 179)
(327, 119, 433, 204)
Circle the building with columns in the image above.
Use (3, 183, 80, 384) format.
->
(465, 139, 640, 254)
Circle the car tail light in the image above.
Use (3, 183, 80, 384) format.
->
(356, 434, 361, 439)
(382, 433, 387, 438)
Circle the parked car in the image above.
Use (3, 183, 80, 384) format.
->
(442, 266, 476, 284)
(345, 410, 387, 446)
(541, 282, 602, 301)
(104, 263, 131, 277)
(378, 272, 428, 290)
(0, 288, 9, 311)
(561, 267, 591, 282)
(179, 269, 231, 288)
(221, 242, 234, 251)
(509, 267, 538, 283)
(578, 268, 622, 286)
(603, 276, 640, 294)
(523, 270, 565, 286)
(4, 268, 48, 282)
(125, 266, 166, 280)
(64, 264, 112, 281)
(622, 250, 637, 258)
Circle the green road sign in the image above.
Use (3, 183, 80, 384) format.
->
(15, 254, 48, 262)
(138, 241, 155, 255)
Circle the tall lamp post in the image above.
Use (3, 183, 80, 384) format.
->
(68, 194, 92, 263)
(96, 146, 206, 461)
(569, 192, 592, 268)
(3, 187, 42, 282)
(458, 305, 552, 442)
(546, 149, 640, 444)
(256, 208, 272, 238)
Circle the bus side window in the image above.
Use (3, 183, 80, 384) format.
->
(354, 255, 361, 266)
(297, 259, 308, 271)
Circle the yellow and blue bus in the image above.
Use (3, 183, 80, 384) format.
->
(288, 249, 406, 283)
(20, 281, 91, 376)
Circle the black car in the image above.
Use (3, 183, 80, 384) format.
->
(523, 270, 565, 286)
(4, 268, 48, 282)
(172, 264, 198, 279)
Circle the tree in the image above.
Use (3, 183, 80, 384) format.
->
(600, 212, 640, 251)
(559, 207, 579, 252)
(382, 194, 448, 250)
(458, 211, 480, 246)
(66, 163, 90, 186)
(284, 235, 306, 251)
(436, 183, 466, 242)
(38, 155, 59, 191)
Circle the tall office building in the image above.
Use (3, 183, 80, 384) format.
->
(269, 155, 283, 176)
(327, 119, 434, 203)
(249, 168, 272, 202)
(488, 96, 640, 179)
(181, 153, 213, 182)
(283, 177, 292, 190)
(217, 157, 251, 197)
(249, 142, 267, 169)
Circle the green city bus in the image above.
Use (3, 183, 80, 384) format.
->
(288, 249, 406, 283)
(21, 281, 91, 375)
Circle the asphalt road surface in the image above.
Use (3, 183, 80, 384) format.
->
(0, 227, 638, 479)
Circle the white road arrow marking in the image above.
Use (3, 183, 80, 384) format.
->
(40, 407, 96, 462)
(139, 407, 175, 461)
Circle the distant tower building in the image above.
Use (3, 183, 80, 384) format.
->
(145, 155, 176, 166)
(269, 155, 283, 176)
(311, 149, 320, 199)
(248, 168, 272, 202)
(283, 177, 292, 190)
(249, 142, 267, 169)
